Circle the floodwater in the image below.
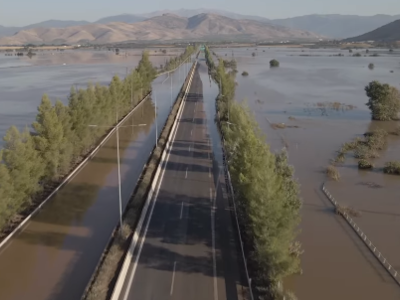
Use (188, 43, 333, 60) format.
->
(0, 51, 194, 300)
(0, 49, 185, 146)
(214, 47, 400, 299)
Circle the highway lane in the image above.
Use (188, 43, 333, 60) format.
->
(0, 65, 190, 300)
(120, 59, 245, 300)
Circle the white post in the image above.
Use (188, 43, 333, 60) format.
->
(155, 92, 158, 147)
(170, 72, 173, 110)
(116, 101, 123, 229)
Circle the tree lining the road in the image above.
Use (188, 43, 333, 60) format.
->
(159, 45, 196, 73)
(205, 46, 302, 300)
(0, 51, 157, 235)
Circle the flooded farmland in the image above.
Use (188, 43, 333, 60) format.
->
(0, 49, 186, 146)
(214, 47, 400, 300)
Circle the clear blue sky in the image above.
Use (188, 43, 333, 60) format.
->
(2, 0, 400, 26)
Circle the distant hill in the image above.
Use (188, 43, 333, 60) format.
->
(0, 20, 89, 38)
(0, 13, 323, 45)
(95, 14, 147, 24)
(138, 8, 271, 23)
(270, 14, 400, 38)
(344, 19, 400, 42)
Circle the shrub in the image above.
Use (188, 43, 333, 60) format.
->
(349, 49, 353, 53)
(335, 152, 346, 163)
(326, 164, 340, 181)
(252, 52, 256, 57)
(241, 71, 249, 76)
(354, 145, 379, 159)
(368, 63, 374, 70)
(358, 159, 373, 169)
(353, 52, 362, 57)
(270, 59, 280, 67)
(365, 81, 400, 121)
(383, 161, 400, 175)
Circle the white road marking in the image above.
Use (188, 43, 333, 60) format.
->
(185, 167, 188, 178)
(170, 261, 177, 295)
(180, 202, 184, 219)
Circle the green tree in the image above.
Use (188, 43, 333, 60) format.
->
(32, 94, 66, 181)
(270, 59, 280, 67)
(54, 100, 74, 174)
(136, 51, 157, 93)
(2, 126, 44, 207)
(0, 155, 15, 229)
(365, 81, 400, 120)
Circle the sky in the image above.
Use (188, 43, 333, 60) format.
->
(1, 0, 400, 26)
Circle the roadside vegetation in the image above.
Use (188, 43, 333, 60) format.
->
(365, 81, 400, 120)
(0, 51, 157, 237)
(326, 164, 340, 181)
(241, 71, 249, 76)
(205, 46, 302, 300)
(159, 46, 196, 73)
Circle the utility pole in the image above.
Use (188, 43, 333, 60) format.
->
(155, 92, 158, 147)
(170, 72, 173, 110)
(115, 97, 123, 229)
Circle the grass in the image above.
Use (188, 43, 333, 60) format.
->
(326, 164, 340, 181)
(383, 161, 400, 175)
(354, 145, 380, 159)
(83, 67, 193, 300)
(335, 152, 346, 163)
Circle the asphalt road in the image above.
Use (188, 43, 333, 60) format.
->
(120, 60, 246, 300)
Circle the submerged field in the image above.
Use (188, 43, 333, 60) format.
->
(0, 48, 186, 146)
(214, 46, 400, 300)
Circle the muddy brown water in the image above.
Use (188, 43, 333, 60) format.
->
(214, 47, 400, 299)
(0, 54, 194, 300)
(0, 49, 188, 146)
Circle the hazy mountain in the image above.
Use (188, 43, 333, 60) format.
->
(95, 14, 147, 24)
(270, 14, 400, 38)
(138, 8, 271, 22)
(23, 19, 90, 29)
(0, 13, 323, 45)
(344, 19, 400, 42)
(0, 25, 19, 38)
(0, 20, 89, 38)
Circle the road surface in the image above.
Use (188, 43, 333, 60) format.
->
(118, 59, 246, 300)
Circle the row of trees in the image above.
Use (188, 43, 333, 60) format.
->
(365, 81, 400, 121)
(0, 51, 157, 232)
(204, 46, 302, 299)
(160, 45, 196, 73)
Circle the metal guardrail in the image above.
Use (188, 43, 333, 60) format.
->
(322, 184, 400, 286)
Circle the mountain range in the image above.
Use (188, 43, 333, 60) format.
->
(0, 13, 324, 45)
(0, 9, 399, 43)
(345, 19, 400, 42)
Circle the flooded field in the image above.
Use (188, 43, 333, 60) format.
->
(0, 49, 186, 146)
(214, 47, 400, 299)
